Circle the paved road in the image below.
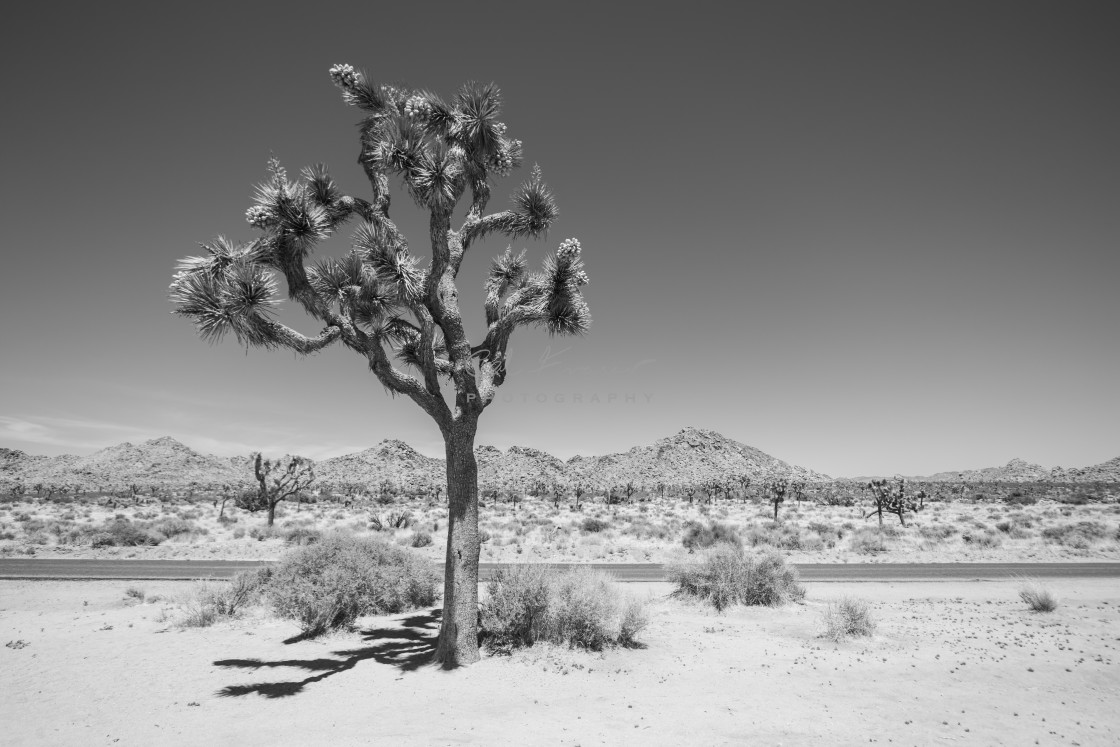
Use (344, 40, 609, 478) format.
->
(1, 559, 1118, 582)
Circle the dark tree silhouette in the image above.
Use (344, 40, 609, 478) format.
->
(237, 453, 315, 527)
(169, 64, 590, 666)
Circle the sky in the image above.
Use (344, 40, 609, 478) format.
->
(1, 1, 1117, 477)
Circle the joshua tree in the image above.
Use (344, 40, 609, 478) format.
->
(572, 482, 586, 511)
(736, 474, 752, 503)
(551, 481, 565, 509)
(683, 484, 697, 505)
(624, 480, 637, 504)
(701, 479, 723, 505)
(765, 477, 789, 521)
(864, 476, 918, 526)
(790, 479, 807, 505)
(238, 453, 315, 527)
(169, 65, 590, 667)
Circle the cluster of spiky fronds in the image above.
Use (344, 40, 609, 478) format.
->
(766, 478, 789, 502)
(481, 236, 591, 336)
(332, 64, 547, 221)
(169, 237, 280, 347)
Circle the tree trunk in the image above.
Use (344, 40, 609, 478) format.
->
(773, 500, 779, 521)
(267, 501, 277, 527)
(434, 420, 481, 668)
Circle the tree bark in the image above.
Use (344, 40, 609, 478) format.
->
(434, 419, 481, 667)
(267, 501, 277, 527)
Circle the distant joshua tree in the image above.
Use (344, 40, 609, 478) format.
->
(237, 453, 315, 527)
(736, 475, 751, 502)
(572, 482, 587, 511)
(864, 477, 919, 526)
(169, 65, 590, 667)
(765, 477, 789, 521)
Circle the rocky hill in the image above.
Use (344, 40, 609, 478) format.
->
(4, 430, 1116, 494)
(917, 455, 1120, 483)
(566, 427, 829, 488)
(0, 437, 245, 490)
(314, 439, 443, 492)
(921, 458, 1051, 483)
(476, 445, 569, 493)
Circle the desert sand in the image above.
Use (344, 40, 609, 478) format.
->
(3, 578, 1118, 746)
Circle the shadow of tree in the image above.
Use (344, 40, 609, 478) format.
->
(215, 608, 441, 699)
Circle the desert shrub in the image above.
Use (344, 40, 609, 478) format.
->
(283, 526, 322, 546)
(918, 524, 956, 541)
(148, 517, 198, 539)
(1041, 522, 1108, 548)
(232, 527, 246, 539)
(266, 534, 440, 637)
(849, 528, 889, 555)
(807, 521, 842, 542)
(0, 530, 15, 541)
(176, 572, 265, 628)
(1018, 579, 1058, 612)
(821, 597, 875, 642)
(995, 521, 1012, 534)
(682, 520, 741, 552)
(961, 530, 1002, 548)
(1057, 493, 1095, 505)
(581, 517, 609, 533)
(386, 511, 412, 529)
(248, 526, 279, 541)
(478, 528, 492, 543)
(480, 565, 647, 652)
(410, 530, 433, 548)
(90, 518, 163, 548)
(668, 547, 805, 611)
(1004, 493, 1038, 506)
(124, 586, 146, 602)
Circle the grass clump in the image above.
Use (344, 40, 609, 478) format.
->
(580, 517, 609, 533)
(682, 520, 742, 552)
(668, 546, 805, 611)
(90, 518, 163, 548)
(821, 597, 875, 642)
(1041, 522, 1108, 549)
(266, 534, 439, 637)
(1017, 578, 1058, 613)
(480, 565, 647, 652)
(409, 530, 433, 548)
(176, 570, 266, 628)
(849, 528, 890, 555)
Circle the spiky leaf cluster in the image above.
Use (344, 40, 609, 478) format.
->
(169, 237, 279, 347)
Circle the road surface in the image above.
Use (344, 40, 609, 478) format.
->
(2, 559, 1118, 582)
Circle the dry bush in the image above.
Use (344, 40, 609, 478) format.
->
(821, 597, 875, 642)
(961, 530, 1002, 548)
(1017, 578, 1058, 613)
(849, 528, 890, 555)
(682, 520, 741, 552)
(1041, 522, 1108, 549)
(266, 534, 440, 637)
(581, 517, 609, 533)
(668, 546, 805, 611)
(175, 571, 265, 628)
(480, 565, 647, 652)
(918, 524, 956, 541)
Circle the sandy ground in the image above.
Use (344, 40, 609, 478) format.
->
(2, 578, 1118, 746)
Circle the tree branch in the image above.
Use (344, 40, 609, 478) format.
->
(367, 339, 451, 427)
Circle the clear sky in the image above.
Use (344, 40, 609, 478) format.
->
(1, 1, 1117, 477)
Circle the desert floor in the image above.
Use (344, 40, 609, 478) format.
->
(2, 578, 1118, 746)
(2, 496, 1119, 564)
